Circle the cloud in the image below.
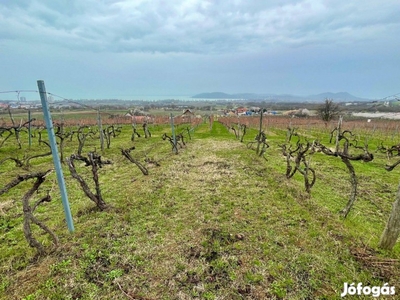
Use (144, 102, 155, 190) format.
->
(1, 0, 399, 54)
(0, 0, 399, 100)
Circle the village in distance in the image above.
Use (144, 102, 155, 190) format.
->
(1, 91, 400, 120)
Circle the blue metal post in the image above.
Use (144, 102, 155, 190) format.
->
(37, 80, 74, 232)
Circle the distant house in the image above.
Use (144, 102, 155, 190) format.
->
(182, 109, 194, 116)
(249, 106, 261, 112)
(124, 111, 153, 124)
(235, 107, 247, 115)
(181, 109, 195, 123)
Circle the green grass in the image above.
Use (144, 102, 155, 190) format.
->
(0, 120, 399, 299)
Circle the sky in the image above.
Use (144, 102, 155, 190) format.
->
(0, 0, 399, 101)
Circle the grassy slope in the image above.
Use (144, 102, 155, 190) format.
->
(0, 121, 399, 299)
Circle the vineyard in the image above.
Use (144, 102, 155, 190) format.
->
(0, 110, 400, 299)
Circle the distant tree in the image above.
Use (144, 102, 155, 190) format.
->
(317, 99, 340, 124)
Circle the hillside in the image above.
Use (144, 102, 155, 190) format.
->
(0, 120, 399, 299)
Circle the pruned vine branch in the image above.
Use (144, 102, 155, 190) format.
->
(0, 169, 58, 254)
(66, 152, 112, 210)
(0, 106, 36, 148)
(379, 154, 400, 250)
(313, 117, 374, 218)
(0, 130, 52, 169)
(121, 147, 149, 175)
(247, 131, 269, 160)
(162, 133, 185, 154)
(280, 135, 316, 194)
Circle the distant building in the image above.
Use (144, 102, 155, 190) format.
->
(182, 109, 194, 122)
(283, 108, 310, 117)
(235, 107, 247, 115)
(20, 96, 26, 102)
(182, 109, 194, 116)
(249, 106, 261, 112)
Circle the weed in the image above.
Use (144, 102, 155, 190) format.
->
(50, 259, 71, 275)
(106, 269, 124, 281)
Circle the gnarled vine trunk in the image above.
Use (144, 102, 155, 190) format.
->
(379, 183, 400, 250)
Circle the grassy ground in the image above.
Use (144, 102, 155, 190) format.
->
(0, 120, 399, 299)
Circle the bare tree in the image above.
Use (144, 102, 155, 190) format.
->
(317, 99, 340, 125)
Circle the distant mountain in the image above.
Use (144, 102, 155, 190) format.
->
(307, 92, 368, 101)
(191, 92, 260, 99)
(192, 92, 371, 102)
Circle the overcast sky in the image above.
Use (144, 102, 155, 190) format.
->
(1, 0, 399, 100)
